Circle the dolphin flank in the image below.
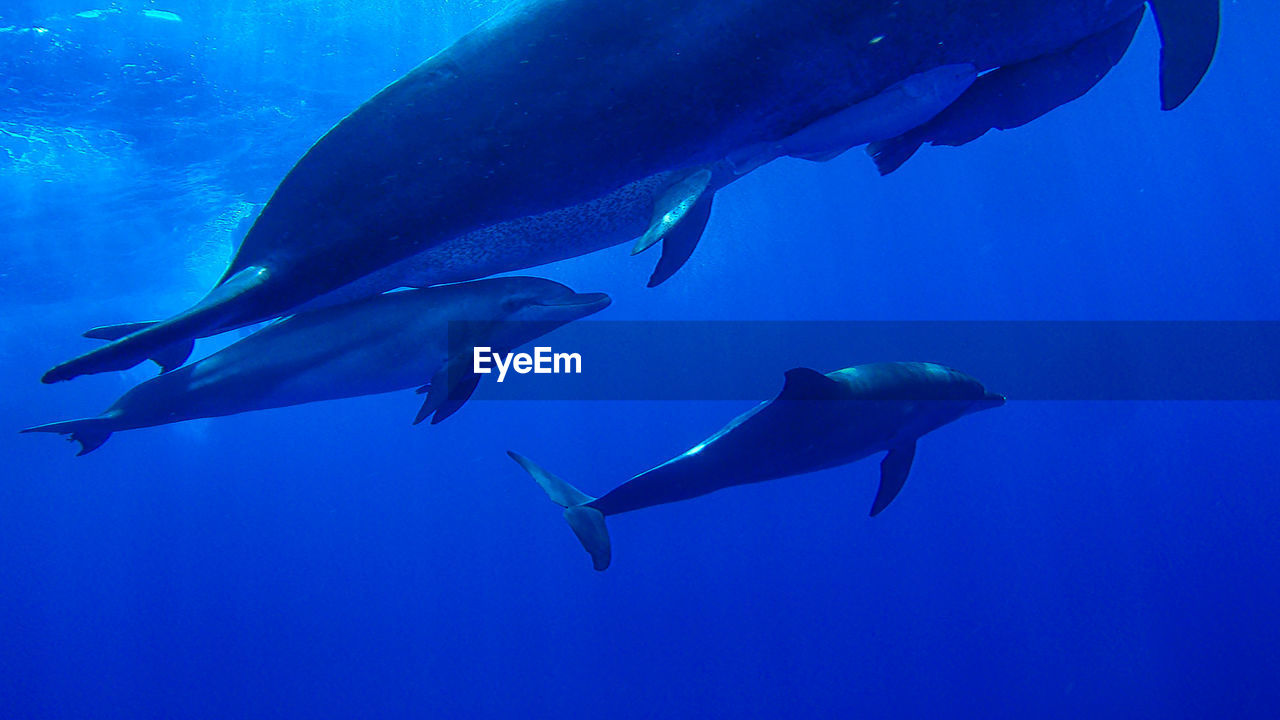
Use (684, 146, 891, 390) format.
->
(23, 278, 609, 455)
(509, 362, 1005, 570)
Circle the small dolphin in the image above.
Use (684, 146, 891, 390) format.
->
(42, 0, 1219, 384)
(509, 362, 1004, 570)
(23, 278, 609, 455)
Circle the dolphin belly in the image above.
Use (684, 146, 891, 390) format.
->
(295, 171, 680, 310)
(589, 421, 892, 516)
(105, 328, 446, 429)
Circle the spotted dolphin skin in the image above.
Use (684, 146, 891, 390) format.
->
(509, 362, 1005, 570)
(42, 0, 1218, 383)
(23, 278, 610, 455)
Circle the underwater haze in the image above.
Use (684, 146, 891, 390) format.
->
(3, 1, 1279, 718)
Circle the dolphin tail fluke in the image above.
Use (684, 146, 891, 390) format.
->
(42, 266, 269, 384)
(20, 416, 115, 456)
(82, 322, 195, 374)
(1148, 0, 1219, 110)
(507, 451, 611, 571)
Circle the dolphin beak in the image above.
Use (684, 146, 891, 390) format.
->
(978, 391, 1006, 410)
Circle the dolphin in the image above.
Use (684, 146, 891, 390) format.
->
(42, 0, 1218, 383)
(22, 277, 609, 455)
(509, 362, 1004, 570)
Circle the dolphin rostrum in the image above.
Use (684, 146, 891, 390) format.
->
(23, 278, 609, 455)
(509, 362, 1004, 570)
(42, 0, 1217, 384)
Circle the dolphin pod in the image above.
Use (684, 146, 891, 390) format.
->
(510, 362, 1005, 570)
(22, 278, 609, 455)
(40, 0, 1218, 384)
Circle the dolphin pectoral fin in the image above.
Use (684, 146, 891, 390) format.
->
(868, 10, 1144, 175)
(83, 323, 194, 374)
(1149, 0, 1219, 110)
(21, 416, 115, 456)
(871, 440, 917, 517)
(414, 374, 445, 423)
(507, 451, 611, 571)
(647, 190, 713, 287)
(865, 136, 926, 177)
(725, 144, 775, 176)
(43, 265, 270, 383)
(631, 169, 713, 256)
(147, 341, 195, 374)
(414, 362, 481, 425)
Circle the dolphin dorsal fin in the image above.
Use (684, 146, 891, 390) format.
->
(631, 169, 713, 255)
(871, 440, 917, 516)
(776, 367, 845, 402)
(1148, 0, 1219, 110)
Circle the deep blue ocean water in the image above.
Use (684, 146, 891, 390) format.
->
(2, 2, 1278, 717)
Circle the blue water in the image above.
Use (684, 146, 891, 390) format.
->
(3, 2, 1278, 717)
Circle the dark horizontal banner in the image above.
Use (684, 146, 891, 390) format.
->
(448, 321, 1280, 402)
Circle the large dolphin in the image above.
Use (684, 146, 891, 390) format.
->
(509, 362, 1004, 570)
(42, 0, 1218, 383)
(23, 277, 609, 455)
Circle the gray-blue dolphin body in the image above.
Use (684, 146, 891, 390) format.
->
(23, 278, 609, 455)
(43, 0, 1217, 382)
(510, 362, 1004, 570)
